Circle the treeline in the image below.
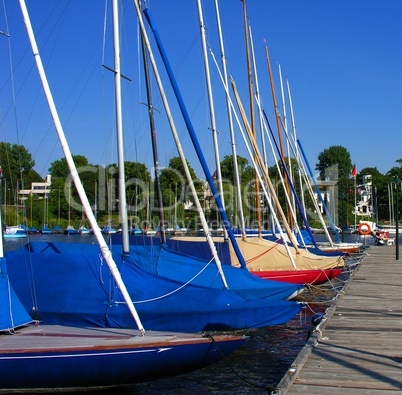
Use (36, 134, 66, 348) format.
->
(1, 142, 402, 229)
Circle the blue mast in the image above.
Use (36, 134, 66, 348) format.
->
(143, 8, 247, 269)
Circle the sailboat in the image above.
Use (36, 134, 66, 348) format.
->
(0, 182, 247, 394)
(3, 224, 27, 238)
(78, 225, 91, 235)
(0, 3, 252, 391)
(110, 0, 303, 301)
(1, 238, 248, 392)
(141, 1, 344, 286)
(7, 0, 302, 333)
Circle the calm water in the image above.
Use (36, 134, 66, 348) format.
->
(4, 233, 365, 394)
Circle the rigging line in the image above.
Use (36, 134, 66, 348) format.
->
(0, 1, 67, 97)
(5, 276, 15, 329)
(1, 2, 22, 203)
(16, 242, 39, 319)
(122, 15, 144, 166)
(101, 3, 112, 169)
(114, 256, 216, 304)
(245, 242, 278, 264)
(209, 45, 293, 252)
(101, 0, 108, 65)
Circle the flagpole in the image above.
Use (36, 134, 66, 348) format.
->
(353, 165, 357, 231)
(354, 175, 357, 228)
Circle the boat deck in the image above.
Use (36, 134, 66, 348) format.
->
(0, 325, 236, 352)
(277, 245, 402, 394)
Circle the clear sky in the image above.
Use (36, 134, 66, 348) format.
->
(1, 0, 401, 180)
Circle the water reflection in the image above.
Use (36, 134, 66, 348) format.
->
(4, 233, 360, 394)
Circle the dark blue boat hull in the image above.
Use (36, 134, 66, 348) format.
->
(0, 336, 246, 391)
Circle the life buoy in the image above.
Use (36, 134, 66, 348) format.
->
(358, 222, 371, 236)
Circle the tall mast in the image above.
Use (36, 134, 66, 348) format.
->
(207, 55, 299, 265)
(142, 5, 248, 271)
(19, 0, 144, 333)
(135, 3, 233, 282)
(139, 4, 166, 244)
(230, 78, 299, 266)
(264, 44, 293, 228)
(196, 0, 227, 240)
(242, 0, 261, 235)
(287, 78, 306, 216)
(214, 0, 246, 237)
(278, 64, 296, 220)
(249, 25, 268, 169)
(112, 0, 129, 253)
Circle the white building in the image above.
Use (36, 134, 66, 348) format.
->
(19, 174, 52, 199)
(352, 175, 373, 217)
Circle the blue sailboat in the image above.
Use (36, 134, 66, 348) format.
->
(117, 5, 302, 303)
(0, 184, 246, 393)
(64, 225, 77, 235)
(78, 225, 91, 235)
(0, 3, 250, 391)
(39, 225, 53, 235)
(102, 223, 117, 234)
(6, 0, 302, 334)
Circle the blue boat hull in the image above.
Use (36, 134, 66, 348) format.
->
(0, 329, 247, 392)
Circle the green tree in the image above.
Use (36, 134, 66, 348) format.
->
(48, 155, 93, 225)
(121, 162, 151, 223)
(0, 142, 36, 199)
(159, 157, 202, 202)
(218, 155, 256, 224)
(384, 162, 402, 223)
(49, 155, 90, 178)
(158, 157, 203, 225)
(124, 161, 151, 184)
(24, 169, 44, 186)
(220, 155, 253, 185)
(316, 145, 353, 181)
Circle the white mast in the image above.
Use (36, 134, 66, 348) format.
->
(278, 64, 296, 220)
(249, 25, 268, 170)
(287, 78, 306, 216)
(132, 0, 229, 289)
(112, 0, 129, 253)
(213, 0, 246, 238)
(196, 0, 227, 240)
(19, 0, 145, 334)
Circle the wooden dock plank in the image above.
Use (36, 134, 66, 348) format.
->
(276, 245, 402, 394)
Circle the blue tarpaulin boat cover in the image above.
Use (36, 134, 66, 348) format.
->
(0, 257, 33, 331)
(7, 242, 302, 332)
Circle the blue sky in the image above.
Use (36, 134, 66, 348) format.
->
(1, 0, 401, 180)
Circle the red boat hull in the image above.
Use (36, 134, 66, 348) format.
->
(250, 267, 344, 285)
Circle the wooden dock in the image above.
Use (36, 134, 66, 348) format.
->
(276, 245, 402, 394)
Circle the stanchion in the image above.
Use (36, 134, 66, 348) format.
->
(394, 177, 401, 261)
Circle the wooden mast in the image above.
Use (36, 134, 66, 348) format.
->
(242, 0, 261, 235)
(264, 44, 293, 228)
